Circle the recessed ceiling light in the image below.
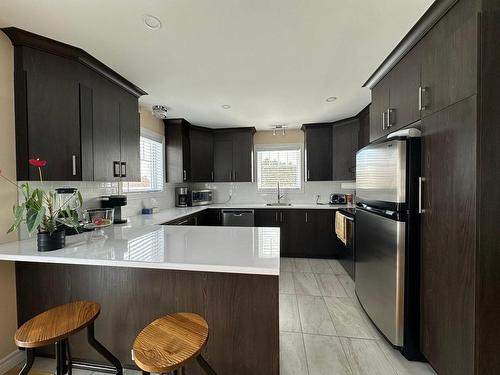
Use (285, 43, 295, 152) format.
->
(221, 105, 231, 109)
(143, 15, 162, 30)
(326, 96, 338, 102)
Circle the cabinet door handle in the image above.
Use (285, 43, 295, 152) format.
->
(113, 161, 121, 177)
(382, 111, 387, 130)
(419, 86, 428, 111)
(211, 171, 214, 181)
(418, 177, 426, 213)
(121, 162, 127, 178)
(72, 155, 77, 176)
(183, 170, 187, 181)
(233, 170, 236, 181)
(280, 212, 283, 223)
(275, 211, 278, 223)
(387, 108, 394, 127)
(307, 169, 310, 180)
(305, 212, 309, 223)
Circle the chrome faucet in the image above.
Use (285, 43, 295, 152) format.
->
(277, 182, 285, 204)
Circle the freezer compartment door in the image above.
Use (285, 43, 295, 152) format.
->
(355, 208, 406, 347)
(356, 140, 406, 204)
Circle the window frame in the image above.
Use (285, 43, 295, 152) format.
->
(122, 128, 165, 194)
(254, 143, 304, 193)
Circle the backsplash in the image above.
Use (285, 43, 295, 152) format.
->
(190, 181, 356, 205)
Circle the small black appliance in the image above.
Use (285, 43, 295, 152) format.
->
(101, 195, 128, 224)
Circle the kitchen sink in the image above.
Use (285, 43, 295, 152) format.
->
(265, 203, 292, 206)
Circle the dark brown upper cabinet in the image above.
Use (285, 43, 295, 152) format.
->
(3, 27, 145, 182)
(332, 118, 359, 181)
(213, 128, 255, 182)
(164, 120, 252, 183)
(165, 120, 215, 183)
(164, 119, 193, 183)
(369, 44, 421, 143)
(420, 0, 477, 118)
(189, 127, 214, 182)
(357, 105, 370, 150)
(302, 124, 333, 181)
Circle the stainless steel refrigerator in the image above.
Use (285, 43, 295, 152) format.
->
(355, 137, 423, 360)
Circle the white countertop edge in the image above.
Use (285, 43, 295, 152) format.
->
(0, 253, 279, 276)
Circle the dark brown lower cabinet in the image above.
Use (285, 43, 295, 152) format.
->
(420, 96, 476, 375)
(16, 262, 279, 375)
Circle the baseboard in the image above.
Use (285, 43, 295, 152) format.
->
(0, 350, 24, 375)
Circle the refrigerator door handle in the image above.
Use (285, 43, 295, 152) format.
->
(418, 177, 426, 213)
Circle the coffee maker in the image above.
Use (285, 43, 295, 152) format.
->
(175, 187, 189, 207)
(101, 195, 128, 224)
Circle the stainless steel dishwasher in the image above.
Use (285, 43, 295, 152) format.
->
(221, 209, 255, 227)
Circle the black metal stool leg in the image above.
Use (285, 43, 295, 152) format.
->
(65, 339, 72, 375)
(86, 322, 123, 375)
(196, 355, 217, 375)
(18, 348, 34, 375)
(56, 341, 65, 375)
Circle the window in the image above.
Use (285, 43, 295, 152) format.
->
(124, 130, 164, 193)
(255, 144, 302, 191)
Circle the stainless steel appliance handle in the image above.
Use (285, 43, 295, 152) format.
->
(72, 155, 77, 176)
(382, 111, 387, 130)
(418, 177, 426, 213)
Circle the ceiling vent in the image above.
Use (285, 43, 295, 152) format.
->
(152, 105, 168, 119)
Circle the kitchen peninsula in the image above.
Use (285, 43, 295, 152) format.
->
(0, 208, 280, 375)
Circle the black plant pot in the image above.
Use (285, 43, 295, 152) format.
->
(37, 229, 66, 252)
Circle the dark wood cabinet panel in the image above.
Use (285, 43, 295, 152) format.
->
(420, 0, 477, 117)
(420, 96, 476, 375)
(332, 119, 358, 180)
(164, 119, 190, 183)
(213, 132, 233, 182)
(357, 105, 370, 150)
(309, 210, 336, 258)
(281, 210, 307, 257)
(189, 127, 214, 182)
(303, 124, 333, 181)
(369, 78, 390, 142)
(119, 92, 141, 182)
(388, 45, 421, 129)
(91, 74, 122, 182)
(232, 130, 254, 182)
(255, 209, 280, 227)
(213, 129, 255, 182)
(22, 48, 82, 181)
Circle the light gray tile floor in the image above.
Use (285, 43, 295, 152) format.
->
(279, 258, 437, 375)
(22, 258, 436, 375)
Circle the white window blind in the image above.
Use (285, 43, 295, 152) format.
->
(256, 145, 302, 190)
(124, 133, 164, 192)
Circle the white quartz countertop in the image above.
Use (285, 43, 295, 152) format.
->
(0, 203, 352, 275)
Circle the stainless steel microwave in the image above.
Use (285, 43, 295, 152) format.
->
(188, 189, 213, 206)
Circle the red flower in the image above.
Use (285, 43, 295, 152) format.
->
(29, 158, 47, 167)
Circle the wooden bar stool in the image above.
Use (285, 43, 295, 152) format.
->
(132, 313, 217, 375)
(15, 301, 122, 375)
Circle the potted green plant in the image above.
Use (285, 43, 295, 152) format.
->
(0, 158, 82, 251)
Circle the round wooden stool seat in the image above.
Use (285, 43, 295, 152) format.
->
(133, 313, 209, 373)
(15, 301, 100, 348)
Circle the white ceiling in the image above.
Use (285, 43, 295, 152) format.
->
(0, 0, 433, 130)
